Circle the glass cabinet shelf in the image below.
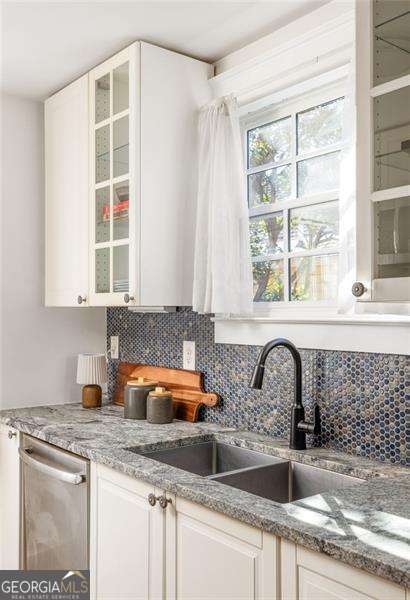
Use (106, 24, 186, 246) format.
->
(375, 10, 410, 54)
(96, 143, 129, 161)
(375, 148, 410, 173)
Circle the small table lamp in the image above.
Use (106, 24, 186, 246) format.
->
(77, 353, 107, 408)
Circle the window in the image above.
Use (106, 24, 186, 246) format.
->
(244, 93, 344, 305)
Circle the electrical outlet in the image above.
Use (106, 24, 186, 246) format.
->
(183, 341, 195, 370)
(110, 336, 119, 359)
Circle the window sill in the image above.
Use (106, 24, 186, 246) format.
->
(212, 310, 410, 355)
(213, 313, 410, 325)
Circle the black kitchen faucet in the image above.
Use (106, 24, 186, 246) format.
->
(249, 338, 321, 450)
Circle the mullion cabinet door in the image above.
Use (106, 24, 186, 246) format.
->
(356, 0, 410, 305)
(89, 45, 138, 307)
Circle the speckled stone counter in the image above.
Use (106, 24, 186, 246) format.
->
(1, 403, 409, 587)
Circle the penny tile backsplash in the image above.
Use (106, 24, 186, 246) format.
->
(107, 308, 408, 465)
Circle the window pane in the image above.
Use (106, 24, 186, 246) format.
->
(374, 86, 410, 191)
(375, 196, 410, 278)
(95, 73, 110, 124)
(253, 259, 284, 302)
(297, 98, 343, 154)
(113, 115, 129, 178)
(113, 62, 129, 115)
(113, 181, 129, 240)
(95, 247, 110, 293)
(373, 4, 410, 86)
(248, 117, 291, 167)
(250, 213, 284, 257)
(95, 125, 110, 184)
(248, 165, 291, 207)
(290, 254, 338, 301)
(297, 151, 340, 197)
(95, 187, 110, 243)
(290, 201, 339, 251)
(113, 245, 129, 293)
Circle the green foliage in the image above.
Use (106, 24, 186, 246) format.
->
(247, 98, 343, 303)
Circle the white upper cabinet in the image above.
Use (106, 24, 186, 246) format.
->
(45, 75, 89, 307)
(356, 0, 410, 306)
(45, 41, 211, 308)
(88, 42, 212, 307)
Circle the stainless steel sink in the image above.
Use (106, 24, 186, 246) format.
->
(135, 440, 365, 503)
(214, 461, 365, 503)
(139, 441, 284, 477)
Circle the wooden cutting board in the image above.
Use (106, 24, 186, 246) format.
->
(113, 363, 219, 422)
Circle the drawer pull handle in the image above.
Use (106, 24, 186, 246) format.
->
(147, 494, 172, 509)
(148, 493, 159, 506)
(159, 495, 172, 509)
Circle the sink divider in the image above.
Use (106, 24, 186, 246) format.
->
(210, 461, 291, 503)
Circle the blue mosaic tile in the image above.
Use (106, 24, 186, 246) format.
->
(107, 308, 409, 465)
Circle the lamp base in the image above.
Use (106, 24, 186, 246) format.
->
(82, 384, 102, 409)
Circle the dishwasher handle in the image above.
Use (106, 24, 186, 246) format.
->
(19, 447, 85, 485)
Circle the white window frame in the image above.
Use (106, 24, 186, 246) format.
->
(242, 83, 345, 317)
(210, 0, 410, 353)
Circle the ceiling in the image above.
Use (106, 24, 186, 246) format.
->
(1, 1, 330, 100)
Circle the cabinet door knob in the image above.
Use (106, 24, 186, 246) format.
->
(77, 295, 87, 305)
(351, 282, 366, 297)
(124, 294, 134, 304)
(148, 493, 159, 506)
(8, 430, 17, 439)
(158, 495, 172, 509)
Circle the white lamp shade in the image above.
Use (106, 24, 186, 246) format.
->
(77, 353, 107, 385)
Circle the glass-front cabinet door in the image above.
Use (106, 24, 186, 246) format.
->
(357, 0, 410, 305)
(89, 46, 138, 306)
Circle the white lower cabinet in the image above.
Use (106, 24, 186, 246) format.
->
(0, 425, 20, 569)
(90, 464, 409, 600)
(281, 540, 407, 600)
(90, 464, 279, 600)
(90, 463, 165, 600)
(165, 495, 279, 600)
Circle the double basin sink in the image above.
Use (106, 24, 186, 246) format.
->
(136, 440, 364, 504)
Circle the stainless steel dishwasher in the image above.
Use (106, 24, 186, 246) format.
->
(20, 434, 89, 570)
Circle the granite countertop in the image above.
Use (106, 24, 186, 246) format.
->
(1, 403, 409, 587)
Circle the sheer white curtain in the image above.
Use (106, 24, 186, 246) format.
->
(193, 95, 254, 316)
(338, 59, 357, 314)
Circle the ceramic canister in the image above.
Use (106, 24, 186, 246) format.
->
(146, 387, 174, 424)
(124, 377, 157, 420)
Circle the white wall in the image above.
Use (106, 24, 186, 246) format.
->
(0, 92, 106, 409)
